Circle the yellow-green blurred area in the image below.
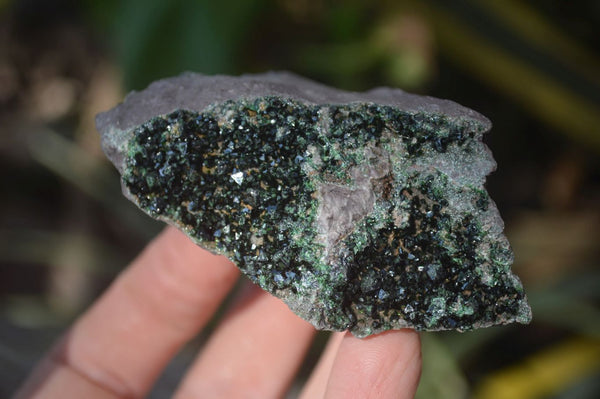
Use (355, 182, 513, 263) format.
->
(0, 0, 598, 397)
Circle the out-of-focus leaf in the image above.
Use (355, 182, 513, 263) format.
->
(325, 1, 367, 41)
(416, 333, 468, 399)
(385, 49, 430, 90)
(374, 13, 435, 90)
(110, 0, 267, 90)
(296, 40, 379, 86)
(473, 337, 600, 399)
(297, 10, 435, 91)
(80, 0, 121, 36)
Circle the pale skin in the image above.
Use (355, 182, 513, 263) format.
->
(15, 227, 422, 398)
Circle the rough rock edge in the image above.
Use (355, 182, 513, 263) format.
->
(96, 71, 491, 174)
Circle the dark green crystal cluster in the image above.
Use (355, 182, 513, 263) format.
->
(119, 96, 531, 336)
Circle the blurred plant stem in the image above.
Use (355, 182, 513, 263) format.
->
(0, 228, 126, 324)
(415, 0, 600, 151)
(479, 0, 600, 86)
(0, 229, 123, 274)
(27, 127, 160, 240)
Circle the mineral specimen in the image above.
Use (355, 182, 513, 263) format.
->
(96, 72, 532, 337)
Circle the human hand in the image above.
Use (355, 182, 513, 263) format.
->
(15, 227, 421, 398)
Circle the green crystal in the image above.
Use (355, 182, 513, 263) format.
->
(97, 72, 532, 337)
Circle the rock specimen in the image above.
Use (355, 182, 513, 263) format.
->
(96, 72, 532, 337)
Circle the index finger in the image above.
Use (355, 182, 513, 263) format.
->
(16, 227, 239, 398)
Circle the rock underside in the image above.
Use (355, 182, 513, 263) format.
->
(96, 72, 532, 337)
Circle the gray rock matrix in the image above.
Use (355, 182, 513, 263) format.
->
(97, 72, 532, 337)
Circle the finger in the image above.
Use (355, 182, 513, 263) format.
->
(174, 284, 315, 399)
(16, 227, 239, 398)
(14, 345, 118, 399)
(299, 332, 345, 399)
(324, 330, 421, 399)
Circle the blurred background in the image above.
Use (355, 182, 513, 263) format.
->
(1, 0, 599, 397)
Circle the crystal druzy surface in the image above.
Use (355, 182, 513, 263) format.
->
(97, 72, 531, 337)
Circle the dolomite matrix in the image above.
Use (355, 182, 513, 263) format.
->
(96, 72, 531, 337)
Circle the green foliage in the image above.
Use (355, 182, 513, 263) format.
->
(85, 0, 268, 90)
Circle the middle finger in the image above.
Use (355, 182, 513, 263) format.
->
(174, 285, 316, 399)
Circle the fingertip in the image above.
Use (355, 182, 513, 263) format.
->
(325, 329, 422, 399)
